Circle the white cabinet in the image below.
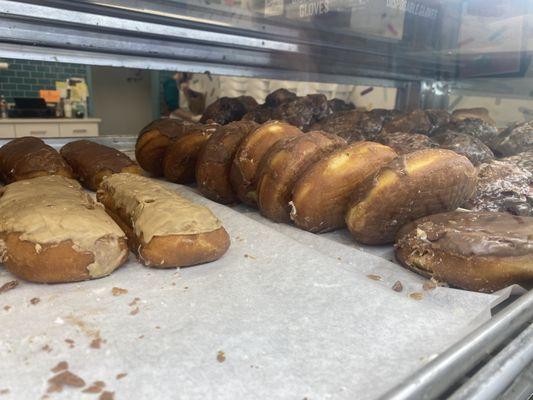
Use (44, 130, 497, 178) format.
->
(0, 124, 15, 138)
(59, 122, 98, 137)
(15, 123, 60, 138)
(0, 119, 100, 138)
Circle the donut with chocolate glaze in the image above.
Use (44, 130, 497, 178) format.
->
(265, 89, 298, 108)
(200, 96, 258, 125)
(61, 140, 142, 190)
(464, 160, 532, 216)
(503, 149, 533, 175)
(432, 118, 499, 147)
(241, 105, 274, 124)
(395, 211, 533, 292)
(271, 94, 330, 131)
(382, 109, 433, 135)
(310, 110, 384, 142)
(0, 137, 73, 183)
(492, 120, 533, 157)
(377, 131, 438, 154)
(452, 108, 495, 125)
(425, 109, 451, 134)
(433, 130, 494, 166)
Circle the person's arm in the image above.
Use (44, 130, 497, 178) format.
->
(171, 107, 200, 122)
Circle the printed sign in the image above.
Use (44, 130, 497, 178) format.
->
(39, 90, 60, 103)
(386, 0, 438, 19)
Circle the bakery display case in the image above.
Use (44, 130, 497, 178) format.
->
(0, 1, 532, 399)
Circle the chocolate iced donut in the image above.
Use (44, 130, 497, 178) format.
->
(492, 120, 533, 157)
(395, 211, 533, 292)
(377, 131, 438, 154)
(464, 160, 532, 216)
(433, 130, 494, 166)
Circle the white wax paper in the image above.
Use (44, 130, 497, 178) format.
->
(0, 181, 501, 400)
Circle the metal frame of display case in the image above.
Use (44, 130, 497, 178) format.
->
(0, 2, 532, 398)
(0, 0, 463, 110)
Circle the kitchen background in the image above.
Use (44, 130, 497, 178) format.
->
(1, 58, 531, 136)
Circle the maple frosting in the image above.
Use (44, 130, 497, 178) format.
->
(99, 173, 222, 242)
(0, 175, 127, 277)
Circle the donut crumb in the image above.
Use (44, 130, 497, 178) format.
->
(111, 287, 128, 296)
(422, 280, 437, 291)
(409, 292, 424, 300)
(82, 381, 105, 394)
(0, 280, 18, 294)
(99, 391, 115, 400)
(47, 371, 85, 393)
(50, 361, 68, 373)
(41, 344, 52, 353)
(392, 281, 403, 292)
(128, 297, 140, 306)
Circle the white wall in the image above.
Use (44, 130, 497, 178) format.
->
(91, 66, 153, 136)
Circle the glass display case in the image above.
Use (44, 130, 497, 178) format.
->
(0, 1, 531, 399)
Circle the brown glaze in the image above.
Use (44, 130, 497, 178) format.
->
(433, 130, 494, 166)
(328, 98, 355, 112)
(433, 118, 499, 148)
(200, 96, 258, 125)
(196, 120, 259, 204)
(492, 121, 533, 157)
(452, 108, 495, 125)
(464, 160, 532, 216)
(346, 149, 478, 245)
(265, 88, 298, 107)
(382, 109, 433, 135)
(230, 121, 303, 206)
(60, 140, 141, 190)
(163, 123, 222, 183)
(377, 131, 438, 154)
(425, 109, 451, 134)
(241, 105, 274, 124)
(503, 149, 533, 175)
(395, 211, 533, 292)
(0, 137, 73, 183)
(256, 131, 346, 222)
(310, 110, 384, 142)
(271, 94, 330, 131)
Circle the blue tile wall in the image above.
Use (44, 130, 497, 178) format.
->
(0, 59, 88, 102)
